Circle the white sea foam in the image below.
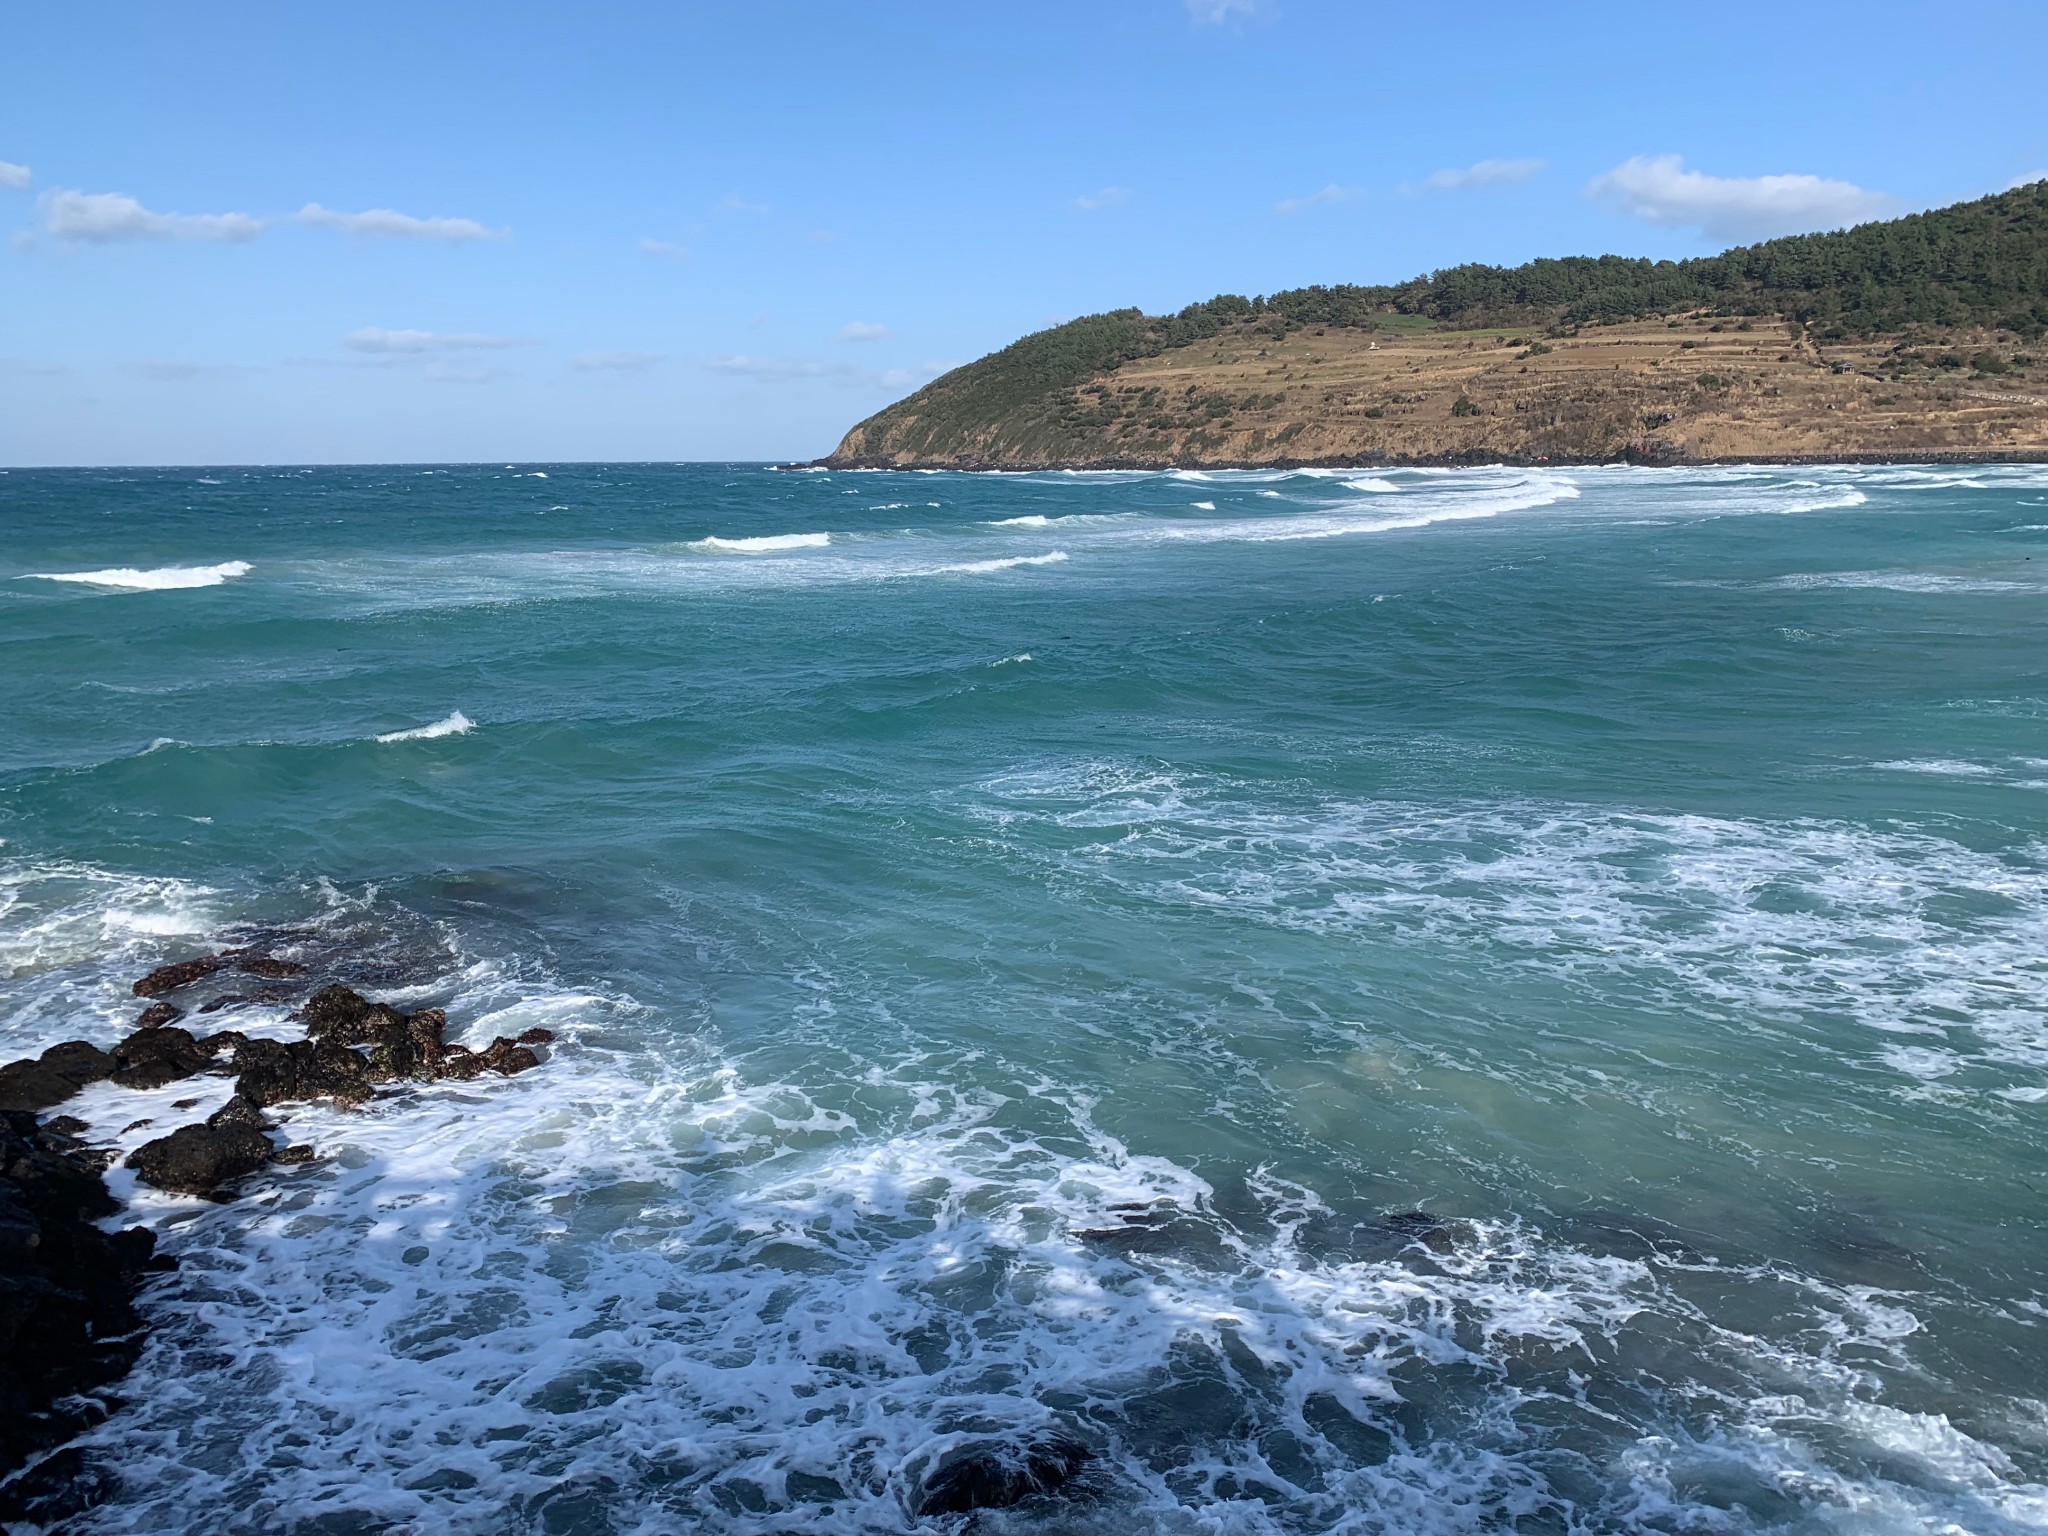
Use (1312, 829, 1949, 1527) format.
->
(23, 560, 252, 591)
(1770, 571, 2038, 594)
(1191, 500, 1217, 510)
(1777, 486, 1870, 514)
(1869, 759, 1999, 777)
(374, 710, 474, 743)
(687, 532, 833, 554)
(1342, 478, 1402, 493)
(4, 860, 2043, 1533)
(990, 652, 1033, 666)
(987, 514, 1050, 527)
(927, 550, 1070, 575)
(961, 764, 2048, 1087)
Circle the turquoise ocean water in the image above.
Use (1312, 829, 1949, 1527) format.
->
(3, 461, 2047, 1534)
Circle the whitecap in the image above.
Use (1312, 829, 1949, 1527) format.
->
(990, 652, 1033, 666)
(374, 710, 474, 743)
(1869, 760, 1998, 777)
(22, 560, 252, 591)
(988, 514, 1050, 527)
(929, 551, 1070, 576)
(1342, 478, 1402, 493)
(1191, 500, 1217, 510)
(687, 532, 832, 554)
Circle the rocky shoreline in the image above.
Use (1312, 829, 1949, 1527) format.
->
(0, 944, 551, 1522)
(809, 448, 2048, 473)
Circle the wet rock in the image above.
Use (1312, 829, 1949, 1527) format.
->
(232, 1038, 372, 1110)
(1380, 1210, 1461, 1253)
(193, 1031, 246, 1060)
(274, 1145, 316, 1165)
(441, 1037, 541, 1081)
(227, 951, 306, 980)
(131, 953, 225, 998)
(41, 1117, 89, 1140)
(915, 1434, 1091, 1517)
(126, 1122, 272, 1197)
(0, 1111, 162, 1480)
(133, 1002, 183, 1030)
(0, 1042, 115, 1114)
(300, 984, 377, 1040)
(516, 1027, 555, 1046)
(109, 1027, 210, 1091)
(205, 1095, 270, 1133)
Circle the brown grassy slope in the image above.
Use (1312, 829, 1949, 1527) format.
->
(826, 316, 2048, 468)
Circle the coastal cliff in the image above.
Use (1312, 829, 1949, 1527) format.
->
(826, 182, 2048, 469)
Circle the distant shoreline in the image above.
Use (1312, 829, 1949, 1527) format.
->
(811, 449, 2048, 473)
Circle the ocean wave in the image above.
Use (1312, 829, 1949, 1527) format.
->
(1868, 759, 1999, 777)
(987, 514, 1050, 527)
(1342, 477, 1402, 493)
(22, 560, 252, 591)
(687, 532, 832, 554)
(926, 550, 1069, 576)
(1191, 500, 1217, 510)
(374, 710, 474, 743)
(960, 764, 2048, 1091)
(1777, 487, 1870, 514)
(1769, 571, 2038, 594)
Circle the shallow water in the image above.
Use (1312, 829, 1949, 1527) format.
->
(3, 461, 2047, 1534)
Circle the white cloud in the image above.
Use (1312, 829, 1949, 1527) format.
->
(1186, 0, 1263, 22)
(0, 161, 30, 191)
(836, 321, 892, 343)
(639, 238, 691, 260)
(1273, 183, 1356, 216)
(569, 350, 662, 372)
(2008, 170, 2048, 191)
(292, 202, 504, 242)
(1586, 155, 1895, 243)
(341, 327, 528, 354)
(1425, 157, 1545, 192)
(42, 189, 264, 243)
(1076, 185, 1132, 211)
(718, 194, 770, 214)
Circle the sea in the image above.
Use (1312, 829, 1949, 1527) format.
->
(2, 461, 2047, 1535)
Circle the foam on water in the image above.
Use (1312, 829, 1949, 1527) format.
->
(926, 550, 1071, 576)
(688, 532, 834, 554)
(20, 872, 2038, 1536)
(375, 710, 476, 743)
(961, 762, 2048, 1090)
(21, 559, 252, 591)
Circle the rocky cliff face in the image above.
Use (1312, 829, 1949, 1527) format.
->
(827, 315, 2048, 469)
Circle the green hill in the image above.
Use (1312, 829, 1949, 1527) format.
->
(826, 182, 2048, 469)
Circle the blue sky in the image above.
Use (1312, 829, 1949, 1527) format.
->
(3, 0, 2043, 466)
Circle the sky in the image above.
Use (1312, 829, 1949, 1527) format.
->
(2, 0, 2043, 466)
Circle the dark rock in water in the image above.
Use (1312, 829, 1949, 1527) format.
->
(132, 1002, 183, 1030)
(109, 1027, 210, 1091)
(274, 1144, 316, 1165)
(206, 1095, 270, 1133)
(227, 951, 306, 980)
(516, 1027, 555, 1045)
(232, 1037, 372, 1110)
(441, 1037, 541, 1081)
(131, 953, 225, 998)
(0, 1444, 121, 1526)
(300, 984, 377, 1039)
(0, 1042, 115, 1113)
(41, 1116, 89, 1140)
(127, 1122, 273, 1197)
(915, 1434, 1092, 1517)
(1379, 1210, 1464, 1253)
(193, 1030, 246, 1060)
(0, 1111, 163, 1481)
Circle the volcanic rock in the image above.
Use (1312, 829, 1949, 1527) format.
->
(0, 1043, 115, 1114)
(131, 954, 226, 998)
(126, 1122, 272, 1198)
(132, 1002, 183, 1030)
(915, 1434, 1092, 1517)
(0, 1111, 162, 1480)
(228, 952, 306, 980)
(109, 1028, 210, 1091)
(231, 1037, 372, 1110)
